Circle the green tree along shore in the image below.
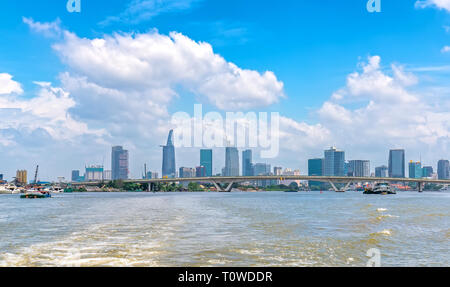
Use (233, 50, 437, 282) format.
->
(64, 181, 444, 193)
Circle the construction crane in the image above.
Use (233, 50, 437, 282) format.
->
(34, 165, 39, 184)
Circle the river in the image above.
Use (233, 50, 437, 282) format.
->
(0, 191, 448, 266)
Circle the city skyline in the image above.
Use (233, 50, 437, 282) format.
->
(1, 1, 450, 180)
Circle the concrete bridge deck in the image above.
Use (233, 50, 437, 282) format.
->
(72, 175, 450, 192)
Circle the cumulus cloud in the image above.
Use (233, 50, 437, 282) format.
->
(415, 0, 450, 11)
(316, 56, 450, 162)
(0, 79, 104, 145)
(53, 30, 285, 110)
(0, 73, 23, 95)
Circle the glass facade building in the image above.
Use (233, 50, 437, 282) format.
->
(308, 158, 324, 189)
(200, 149, 213, 177)
(324, 147, 345, 176)
(242, 150, 253, 176)
(375, 165, 388, 178)
(224, 147, 239, 177)
(111, 146, 129, 180)
(389, 149, 405, 178)
(409, 161, 422, 179)
(162, 130, 176, 178)
(437, 160, 450, 180)
(348, 160, 370, 177)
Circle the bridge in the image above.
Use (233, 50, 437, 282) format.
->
(71, 176, 450, 192)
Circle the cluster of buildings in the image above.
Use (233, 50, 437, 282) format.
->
(66, 130, 450, 188)
(71, 145, 133, 182)
(307, 148, 450, 188)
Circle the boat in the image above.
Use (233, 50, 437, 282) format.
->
(20, 187, 51, 199)
(364, 183, 396, 195)
(0, 183, 23, 194)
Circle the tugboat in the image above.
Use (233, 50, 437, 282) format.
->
(364, 183, 396, 195)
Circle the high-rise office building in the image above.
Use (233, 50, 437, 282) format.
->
(437, 160, 450, 180)
(224, 147, 239, 177)
(242, 150, 253, 176)
(196, 166, 206, 177)
(162, 130, 176, 178)
(324, 147, 345, 176)
(348, 160, 370, 177)
(71, 170, 80, 182)
(375, 165, 388, 178)
(389, 149, 405, 178)
(409, 161, 422, 179)
(308, 158, 324, 189)
(179, 167, 195, 178)
(200, 149, 213, 177)
(253, 163, 271, 187)
(422, 166, 433, 178)
(111, 146, 129, 180)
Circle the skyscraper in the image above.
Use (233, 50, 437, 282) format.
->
(196, 166, 206, 177)
(409, 161, 422, 179)
(111, 146, 129, 180)
(375, 165, 388, 178)
(224, 147, 239, 176)
(200, 149, 213, 177)
(389, 149, 405, 178)
(308, 158, 324, 189)
(179, 167, 195, 178)
(324, 147, 345, 176)
(242, 150, 253, 176)
(253, 163, 271, 187)
(422, 166, 433, 178)
(71, 170, 80, 182)
(162, 130, 176, 178)
(348, 160, 370, 177)
(437, 160, 450, 180)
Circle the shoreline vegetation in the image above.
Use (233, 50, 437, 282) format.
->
(65, 181, 303, 193)
(64, 180, 446, 193)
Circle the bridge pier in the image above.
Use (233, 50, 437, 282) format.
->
(418, 182, 423, 193)
(328, 180, 352, 192)
(211, 181, 234, 192)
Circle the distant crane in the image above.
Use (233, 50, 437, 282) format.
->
(34, 165, 39, 184)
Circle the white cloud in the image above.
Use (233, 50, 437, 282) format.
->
(0, 80, 104, 144)
(53, 30, 285, 110)
(0, 73, 23, 95)
(415, 0, 450, 12)
(100, 0, 202, 25)
(442, 46, 450, 53)
(23, 17, 62, 37)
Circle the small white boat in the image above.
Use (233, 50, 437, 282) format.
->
(0, 184, 23, 194)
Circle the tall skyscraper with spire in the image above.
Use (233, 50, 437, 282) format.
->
(162, 130, 176, 178)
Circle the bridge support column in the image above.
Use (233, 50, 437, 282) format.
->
(343, 181, 353, 191)
(418, 182, 423, 193)
(211, 181, 234, 192)
(328, 180, 339, 192)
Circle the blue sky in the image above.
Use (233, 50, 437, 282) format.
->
(1, 0, 450, 180)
